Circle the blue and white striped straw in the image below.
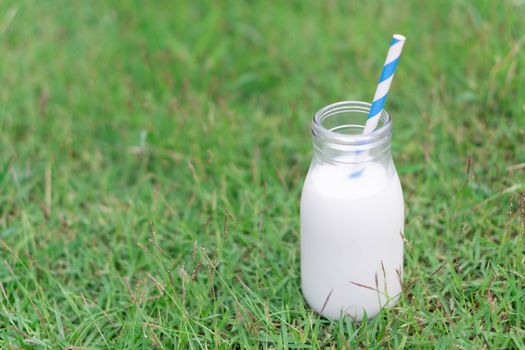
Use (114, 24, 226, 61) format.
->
(363, 34, 406, 134)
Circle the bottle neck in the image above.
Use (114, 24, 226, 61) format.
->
(312, 101, 393, 165)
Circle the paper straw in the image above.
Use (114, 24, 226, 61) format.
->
(363, 34, 406, 134)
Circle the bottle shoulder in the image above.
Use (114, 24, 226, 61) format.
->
(302, 161, 402, 200)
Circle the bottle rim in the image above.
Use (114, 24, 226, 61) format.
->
(312, 101, 392, 145)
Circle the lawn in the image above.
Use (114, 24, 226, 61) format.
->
(1, 0, 524, 348)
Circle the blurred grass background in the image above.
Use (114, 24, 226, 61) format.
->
(1, 0, 524, 348)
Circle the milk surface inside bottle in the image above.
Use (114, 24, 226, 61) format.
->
(300, 101, 404, 320)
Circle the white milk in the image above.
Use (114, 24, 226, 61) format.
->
(300, 160, 404, 320)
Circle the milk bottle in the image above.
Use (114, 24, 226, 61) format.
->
(300, 101, 404, 320)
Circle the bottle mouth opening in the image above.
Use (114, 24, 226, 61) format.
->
(312, 101, 392, 145)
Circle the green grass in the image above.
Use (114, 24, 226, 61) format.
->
(1, 0, 524, 348)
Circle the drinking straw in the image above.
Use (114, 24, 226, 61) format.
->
(363, 34, 406, 134)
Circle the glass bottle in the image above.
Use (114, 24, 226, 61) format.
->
(300, 101, 404, 320)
